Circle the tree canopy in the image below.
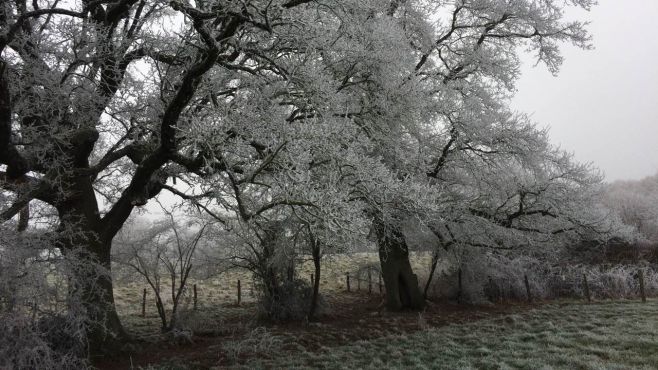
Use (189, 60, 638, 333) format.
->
(0, 0, 615, 356)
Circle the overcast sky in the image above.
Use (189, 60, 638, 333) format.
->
(511, 0, 658, 182)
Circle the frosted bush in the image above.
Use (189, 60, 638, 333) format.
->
(0, 313, 89, 370)
(424, 250, 658, 303)
(258, 279, 328, 321)
(0, 228, 111, 369)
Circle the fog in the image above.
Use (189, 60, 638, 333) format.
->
(512, 0, 658, 182)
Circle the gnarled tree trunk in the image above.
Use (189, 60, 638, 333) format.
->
(376, 224, 424, 310)
(81, 247, 126, 356)
(61, 238, 127, 356)
(57, 178, 128, 357)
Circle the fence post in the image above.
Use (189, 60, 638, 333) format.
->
(368, 268, 372, 294)
(378, 273, 382, 294)
(31, 301, 37, 320)
(346, 273, 351, 292)
(583, 273, 591, 303)
(433, 279, 439, 298)
(193, 284, 198, 311)
(142, 288, 147, 318)
(311, 273, 314, 287)
(457, 267, 463, 304)
(357, 271, 361, 291)
(639, 269, 647, 303)
(237, 279, 241, 305)
(524, 275, 532, 303)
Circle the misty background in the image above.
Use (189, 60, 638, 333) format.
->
(512, 0, 658, 182)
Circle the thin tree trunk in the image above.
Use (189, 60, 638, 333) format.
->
(423, 248, 441, 299)
(155, 294, 168, 331)
(308, 237, 322, 321)
(142, 289, 147, 317)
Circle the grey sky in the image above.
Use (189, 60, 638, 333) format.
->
(512, 0, 658, 182)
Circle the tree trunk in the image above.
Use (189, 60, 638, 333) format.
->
(57, 177, 128, 357)
(155, 293, 168, 331)
(63, 240, 128, 356)
(423, 248, 441, 299)
(308, 240, 322, 321)
(377, 226, 424, 310)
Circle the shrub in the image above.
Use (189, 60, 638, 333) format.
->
(423, 249, 658, 303)
(171, 309, 223, 337)
(257, 279, 328, 321)
(0, 229, 109, 369)
(0, 312, 89, 370)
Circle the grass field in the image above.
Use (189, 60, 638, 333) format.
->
(104, 253, 658, 369)
(236, 300, 658, 370)
(103, 295, 658, 369)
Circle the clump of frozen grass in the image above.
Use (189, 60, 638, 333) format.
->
(417, 312, 429, 330)
(222, 327, 283, 364)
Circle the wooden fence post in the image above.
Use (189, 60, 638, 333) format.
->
(378, 273, 382, 294)
(357, 271, 361, 291)
(142, 288, 147, 318)
(368, 268, 372, 294)
(433, 279, 439, 298)
(32, 301, 37, 320)
(457, 267, 463, 304)
(237, 279, 241, 305)
(524, 274, 532, 303)
(346, 273, 351, 292)
(639, 269, 647, 303)
(311, 274, 314, 287)
(193, 284, 198, 311)
(583, 273, 591, 303)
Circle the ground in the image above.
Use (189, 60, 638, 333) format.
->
(237, 299, 658, 370)
(95, 293, 658, 369)
(96, 254, 658, 369)
(95, 293, 529, 369)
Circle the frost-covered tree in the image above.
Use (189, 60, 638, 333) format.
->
(113, 213, 207, 331)
(0, 0, 603, 354)
(604, 173, 658, 242)
(0, 0, 368, 353)
(345, 0, 597, 309)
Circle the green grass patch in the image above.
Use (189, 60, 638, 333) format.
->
(240, 300, 658, 369)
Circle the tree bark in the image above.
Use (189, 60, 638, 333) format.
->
(62, 239, 128, 356)
(85, 252, 127, 356)
(376, 225, 424, 310)
(423, 248, 441, 299)
(57, 177, 128, 357)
